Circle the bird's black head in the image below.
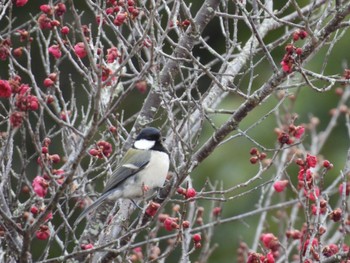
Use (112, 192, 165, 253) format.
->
(136, 127, 161, 142)
(134, 127, 167, 152)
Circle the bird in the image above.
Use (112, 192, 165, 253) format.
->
(75, 127, 170, 224)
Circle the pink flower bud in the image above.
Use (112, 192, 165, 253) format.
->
(36, 225, 50, 240)
(32, 176, 48, 197)
(30, 206, 39, 215)
(74, 42, 87, 58)
(185, 188, 196, 199)
(48, 45, 62, 59)
(0, 80, 12, 98)
(50, 154, 61, 163)
(306, 154, 317, 168)
(43, 78, 54, 87)
(273, 180, 288, 193)
(40, 5, 52, 14)
(15, 0, 28, 7)
(60, 26, 70, 35)
(10, 111, 24, 128)
(192, 233, 201, 243)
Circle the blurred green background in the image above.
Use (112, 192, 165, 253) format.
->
(1, 0, 349, 262)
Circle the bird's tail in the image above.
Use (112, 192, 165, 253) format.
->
(74, 192, 111, 225)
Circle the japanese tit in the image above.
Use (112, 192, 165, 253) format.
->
(76, 127, 169, 224)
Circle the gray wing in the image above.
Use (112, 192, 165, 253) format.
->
(102, 148, 151, 194)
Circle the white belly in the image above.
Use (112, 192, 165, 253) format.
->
(123, 151, 169, 199)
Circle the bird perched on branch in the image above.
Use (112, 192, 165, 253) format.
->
(75, 127, 169, 224)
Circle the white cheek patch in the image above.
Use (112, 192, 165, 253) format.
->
(134, 139, 155, 150)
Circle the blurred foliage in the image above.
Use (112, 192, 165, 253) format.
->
(1, 0, 350, 262)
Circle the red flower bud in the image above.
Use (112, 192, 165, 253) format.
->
(40, 4, 52, 14)
(323, 160, 333, 169)
(42, 146, 48, 154)
(60, 26, 70, 35)
(296, 48, 303, 55)
(36, 225, 50, 240)
(250, 147, 258, 155)
(135, 80, 147, 93)
(273, 180, 288, 193)
(192, 233, 201, 243)
(185, 188, 196, 199)
(182, 220, 190, 228)
(212, 207, 222, 216)
(13, 47, 23, 57)
(292, 32, 300, 41)
(50, 154, 61, 163)
(43, 78, 54, 87)
(89, 148, 99, 156)
(30, 206, 39, 215)
(74, 42, 87, 59)
(48, 45, 62, 59)
(329, 208, 342, 222)
(15, 0, 28, 7)
(10, 111, 24, 128)
(306, 154, 317, 168)
(0, 80, 12, 98)
(250, 156, 258, 164)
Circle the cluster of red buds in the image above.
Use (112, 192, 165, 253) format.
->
(145, 201, 161, 217)
(43, 73, 58, 88)
(38, 3, 66, 30)
(275, 123, 305, 145)
(247, 251, 275, 263)
(106, 46, 120, 63)
(128, 245, 160, 262)
(89, 140, 113, 159)
(103, 0, 140, 27)
(311, 199, 327, 215)
(249, 147, 267, 164)
(177, 187, 197, 199)
(285, 224, 344, 260)
(32, 176, 49, 198)
(285, 229, 302, 240)
(322, 244, 339, 257)
(280, 30, 308, 73)
(169, 19, 191, 29)
(100, 65, 113, 83)
(260, 233, 280, 259)
(296, 154, 334, 204)
(37, 138, 61, 167)
(12, 30, 32, 57)
(158, 214, 179, 231)
(14, 84, 39, 111)
(0, 76, 40, 128)
(35, 225, 50, 240)
(23, 205, 53, 225)
(301, 238, 319, 260)
(192, 233, 202, 249)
